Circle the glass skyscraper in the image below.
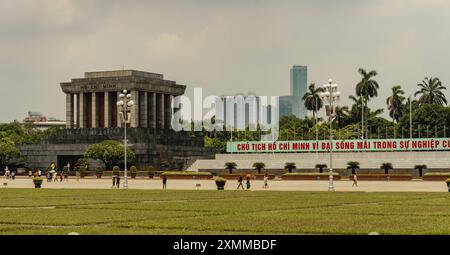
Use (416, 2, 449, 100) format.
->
(279, 65, 308, 118)
(290, 65, 308, 98)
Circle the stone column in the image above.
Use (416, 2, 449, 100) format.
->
(157, 93, 165, 129)
(92, 92, 97, 128)
(150, 92, 156, 128)
(79, 93, 86, 128)
(164, 94, 172, 129)
(103, 92, 110, 128)
(75, 94, 80, 128)
(130, 90, 140, 128)
(66, 93, 74, 129)
(139, 92, 148, 128)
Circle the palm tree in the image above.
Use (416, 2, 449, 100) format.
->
(414, 165, 427, 177)
(347, 161, 360, 175)
(356, 68, 380, 138)
(380, 163, 393, 175)
(386, 85, 405, 122)
(315, 164, 327, 173)
(333, 106, 350, 129)
(252, 162, 265, 174)
(302, 83, 325, 121)
(415, 77, 447, 106)
(284, 162, 296, 173)
(224, 162, 237, 174)
(348, 95, 383, 126)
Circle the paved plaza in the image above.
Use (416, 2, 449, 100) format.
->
(1, 177, 448, 192)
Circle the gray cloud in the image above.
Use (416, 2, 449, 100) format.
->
(1, 0, 450, 122)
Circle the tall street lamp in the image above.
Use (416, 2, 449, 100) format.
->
(319, 79, 340, 192)
(409, 94, 413, 141)
(117, 90, 134, 189)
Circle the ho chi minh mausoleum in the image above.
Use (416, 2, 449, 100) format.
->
(19, 70, 217, 171)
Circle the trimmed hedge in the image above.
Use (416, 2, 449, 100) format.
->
(355, 174, 412, 177)
(160, 171, 212, 176)
(350, 174, 412, 181)
(282, 172, 341, 180)
(423, 173, 450, 181)
(423, 173, 450, 176)
(283, 173, 340, 176)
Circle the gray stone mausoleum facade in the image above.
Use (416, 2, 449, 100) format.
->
(20, 70, 217, 171)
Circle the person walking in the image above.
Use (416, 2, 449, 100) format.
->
(116, 175, 121, 189)
(352, 173, 358, 187)
(162, 175, 167, 190)
(53, 172, 58, 182)
(10, 171, 15, 181)
(76, 170, 80, 182)
(4, 167, 10, 180)
(237, 175, 244, 190)
(263, 173, 269, 189)
(28, 170, 32, 178)
(59, 172, 63, 182)
(246, 175, 251, 190)
(112, 174, 117, 189)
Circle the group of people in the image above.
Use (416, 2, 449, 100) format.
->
(45, 171, 68, 182)
(237, 173, 270, 190)
(3, 167, 16, 180)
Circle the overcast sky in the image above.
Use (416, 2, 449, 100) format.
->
(1, 0, 450, 122)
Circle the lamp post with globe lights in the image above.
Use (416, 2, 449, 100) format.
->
(117, 90, 134, 189)
(319, 79, 341, 192)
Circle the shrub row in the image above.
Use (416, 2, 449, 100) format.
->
(423, 173, 450, 176)
(160, 171, 212, 176)
(282, 173, 339, 176)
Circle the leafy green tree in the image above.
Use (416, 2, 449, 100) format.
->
(84, 140, 135, 170)
(252, 162, 265, 174)
(0, 137, 20, 166)
(333, 106, 351, 129)
(75, 158, 89, 174)
(415, 77, 447, 106)
(279, 116, 314, 140)
(302, 83, 325, 121)
(365, 117, 395, 139)
(335, 124, 359, 140)
(397, 104, 450, 138)
(402, 97, 420, 116)
(386, 85, 405, 122)
(380, 163, 393, 175)
(346, 95, 383, 126)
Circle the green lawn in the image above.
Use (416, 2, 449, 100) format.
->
(0, 189, 449, 235)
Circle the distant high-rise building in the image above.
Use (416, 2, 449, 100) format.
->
(290, 65, 308, 97)
(279, 96, 302, 118)
(279, 65, 308, 118)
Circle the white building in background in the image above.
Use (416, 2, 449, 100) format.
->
(214, 95, 276, 130)
(23, 111, 66, 130)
